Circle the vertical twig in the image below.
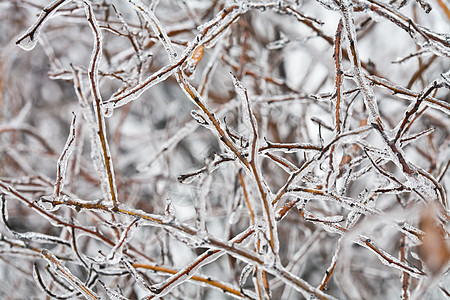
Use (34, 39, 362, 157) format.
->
(83, 0, 119, 208)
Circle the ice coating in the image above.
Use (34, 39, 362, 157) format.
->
(198, 4, 244, 48)
(16, 35, 38, 51)
(102, 106, 114, 118)
(231, 73, 258, 162)
(355, 0, 450, 57)
(266, 33, 290, 50)
(84, 0, 119, 206)
(164, 197, 176, 222)
(42, 249, 101, 299)
(289, 187, 382, 215)
(137, 120, 199, 171)
(190, 110, 209, 126)
(121, 260, 152, 293)
(51, 113, 76, 200)
(319, 0, 341, 10)
(4, 0, 450, 298)
(16, 0, 71, 51)
(127, 0, 177, 63)
(239, 263, 253, 288)
(103, 63, 176, 110)
(150, 247, 224, 298)
(1, 195, 70, 245)
(340, 0, 383, 126)
(106, 220, 138, 264)
(183, 45, 205, 78)
(103, 287, 129, 300)
(194, 176, 211, 235)
(357, 236, 426, 279)
(72, 66, 111, 204)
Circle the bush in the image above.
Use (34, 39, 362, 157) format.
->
(0, 0, 449, 299)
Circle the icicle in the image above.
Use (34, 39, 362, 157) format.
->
(228, 210, 241, 225)
(102, 107, 114, 118)
(239, 264, 254, 289)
